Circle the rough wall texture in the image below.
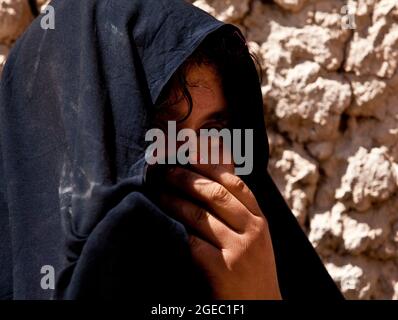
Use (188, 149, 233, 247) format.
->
(1, 0, 398, 300)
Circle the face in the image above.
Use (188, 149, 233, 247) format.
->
(150, 63, 234, 169)
(154, 63, 229, 132)
(148, 63, 253, 175)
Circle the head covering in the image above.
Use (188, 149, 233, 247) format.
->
(0, 0, 343, 300)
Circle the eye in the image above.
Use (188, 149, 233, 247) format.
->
(200, 120, 228, 131)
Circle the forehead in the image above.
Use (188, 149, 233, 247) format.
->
(156, 63, 227, 123)
(185, 63, 222, 87)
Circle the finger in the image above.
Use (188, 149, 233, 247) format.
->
(188, 234, 227, 272)
(158, 193, 238, 249)
(189, 163, 263, 216)
(165, 166, 251, 232)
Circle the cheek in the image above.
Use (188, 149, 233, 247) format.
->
(197, 135, 234, 169)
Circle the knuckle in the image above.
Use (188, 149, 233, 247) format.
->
(178, 168, 190, 182)
(189, 237, 211, 261)
(188, 235, 200, 250)
(170, 167, 191, 185)
(210, 184, 230, 203)
(249, 218, 268, 238)
(230, 176, 246, 192)
(192, 206, 208, 223)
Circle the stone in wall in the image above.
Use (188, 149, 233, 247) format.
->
(310, 193, 398, 299)
(0, 0, 33, 45)
(263, 60, 352, 143)
(0, 0, 34, 77)
(345, 0, 398, 79)
(245, 1, 353, 144)
(268, 137, 319, 227)
(192, 0, 251, 23)
(335, 146, 398, 212)
(325, 254, 398, 299)
(245, 0, 351, 69)
(0, 44, 8, 74)
(274, 0, 309, 12)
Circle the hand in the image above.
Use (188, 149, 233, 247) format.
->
(157, 163, 282, 300)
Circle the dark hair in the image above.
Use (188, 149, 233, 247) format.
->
(154, 27, 263, 123)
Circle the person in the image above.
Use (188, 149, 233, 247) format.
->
(0, 0, 343, 300)
(147, 29, 282, 299)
